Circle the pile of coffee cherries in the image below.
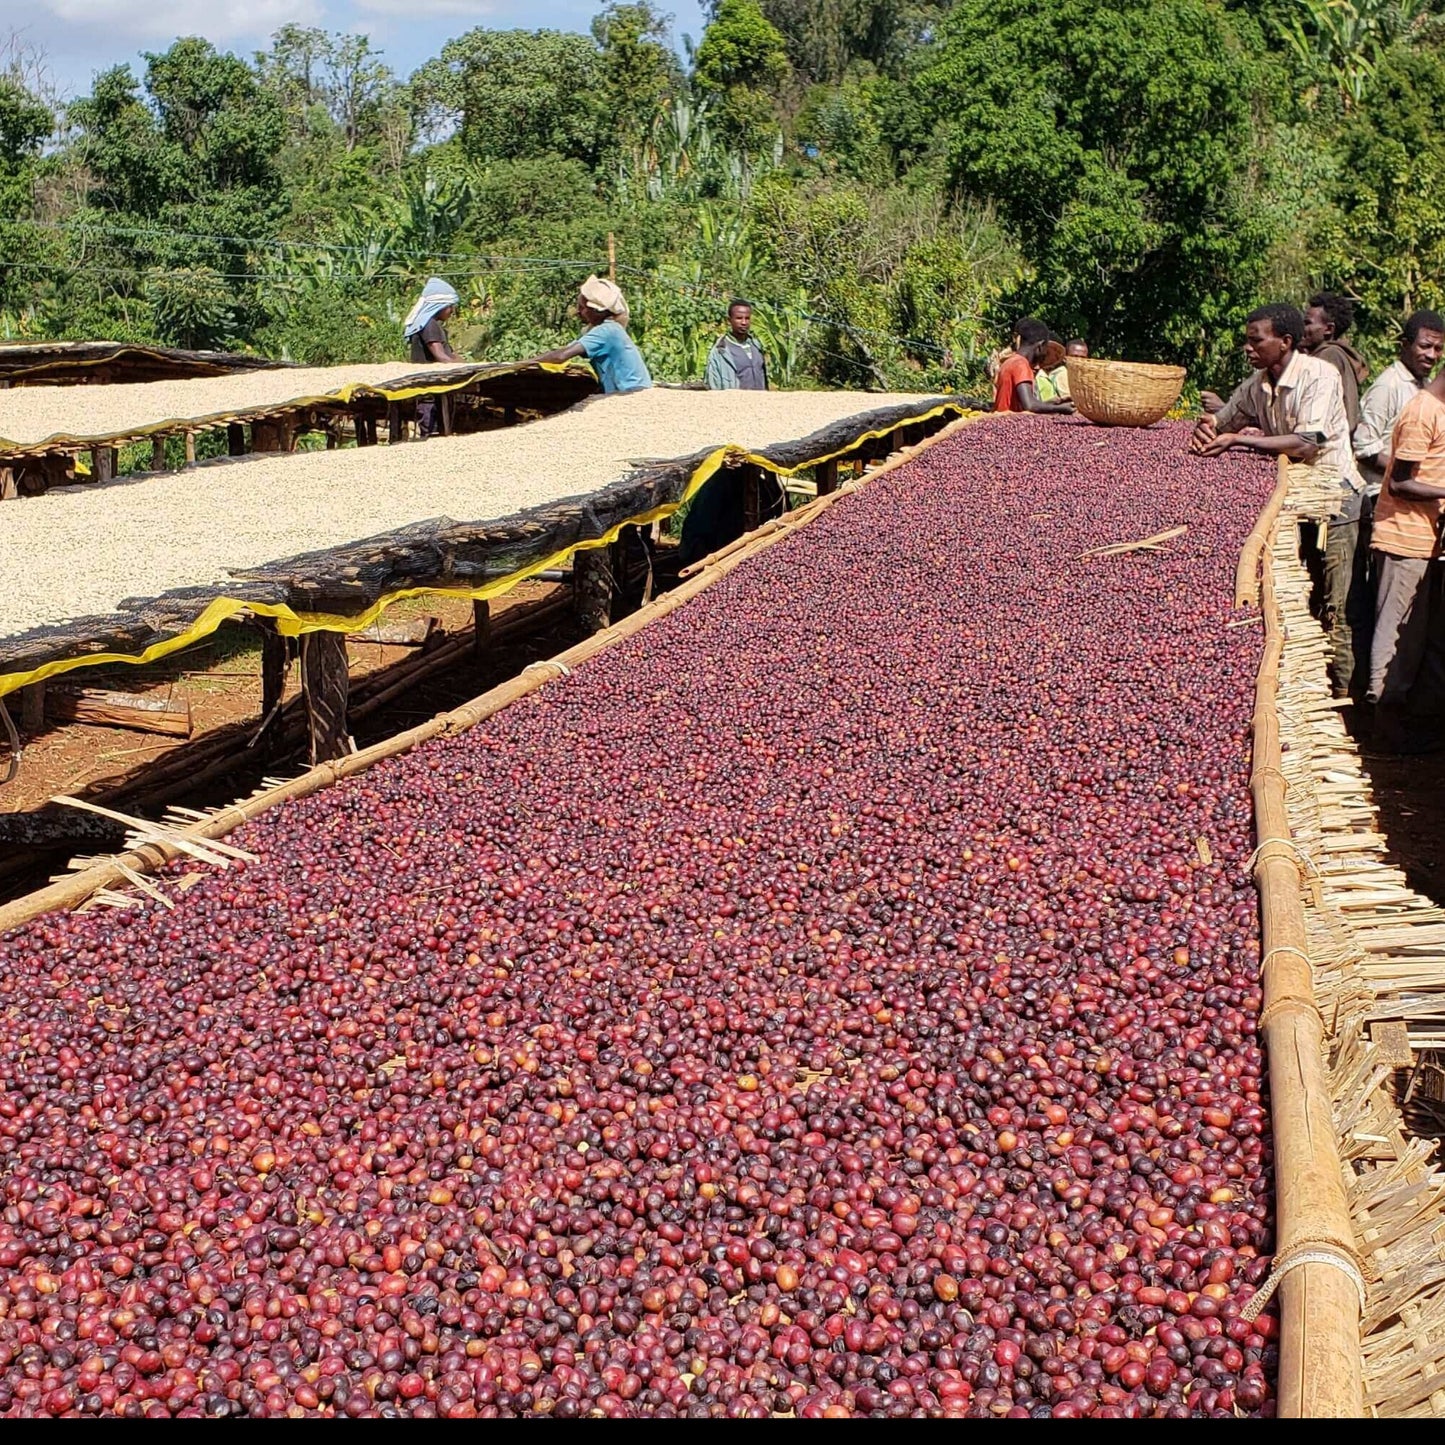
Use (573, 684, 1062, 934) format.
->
(0, 419, 1277, 1417)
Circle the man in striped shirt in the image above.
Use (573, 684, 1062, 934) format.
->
(1192, 302, 1367, 696)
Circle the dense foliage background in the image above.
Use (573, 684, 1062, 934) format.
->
(2, 0, 1443, 391)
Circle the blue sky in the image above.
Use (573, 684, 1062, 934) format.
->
(11, 1, 710, 98)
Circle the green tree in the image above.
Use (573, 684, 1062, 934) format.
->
(411, 30, 607, 164)
(694, 0, 791, 91)
(1320, 39, 1445, 334)
(1273, 0, 1429, 110)
(0, 75, 54, 320)
(255, 23, 332, 133)
(64, 40, 286, 343)
(694, 0, 791, 149)
(915, 0, 1271, 366)
(742, 0, 914, 83)
(591, 4, 681, 150)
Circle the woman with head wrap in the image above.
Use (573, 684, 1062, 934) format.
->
(529, 275, 652, 395)
(403, 277, 463, 438)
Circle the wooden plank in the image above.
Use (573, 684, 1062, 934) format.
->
(47, 687, 192, 738)
(353, 616, 438, 648)
(300, 631, 351, 764)
(1370, 1020, 1415, 1069)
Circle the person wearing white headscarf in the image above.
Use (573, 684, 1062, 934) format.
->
(529, 275, 652, 395)
(403, 277, 463, 438)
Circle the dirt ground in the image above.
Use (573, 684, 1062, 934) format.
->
(1354, 739, 1445, 905)
(0, 583, 581, 897)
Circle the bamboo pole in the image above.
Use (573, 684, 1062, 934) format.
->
(0, 413, 977, 934)
(1236, 458, 1293, 608)
(1250, 457, 1365, 1417)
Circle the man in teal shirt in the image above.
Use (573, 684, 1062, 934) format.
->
(530, 276, 652, 395)
(705, 300, 768, 390)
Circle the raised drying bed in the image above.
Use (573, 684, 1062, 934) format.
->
(0, 389, 965, 697)
(0, 340, 287, 388)
(0, 358, 597, 462)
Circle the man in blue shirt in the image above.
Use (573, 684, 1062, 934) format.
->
(530, 276, 652, 395)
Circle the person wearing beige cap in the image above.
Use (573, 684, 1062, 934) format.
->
(530, 276, 653, 394)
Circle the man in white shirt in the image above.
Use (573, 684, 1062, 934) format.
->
(1355, 309, 1445, 490)
(1192, 302, 1368, 695)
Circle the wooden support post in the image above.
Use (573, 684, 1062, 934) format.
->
(300, 631, 351, 765)
(386, 402, 405, 445)
(573, 548, 613, 634)
(743, 466, 761, 533)
(19, 682, 45, 736)
(608, 232, 617, 282)
(259, 624, 289, 758)
(252, 421, 285, 453)
(504, 405, 518, 426)
(182, 431, 196, 467)
(228, 423, 246, 456)
(90, 447, 114, 484)
(0, 467, 15, 501)
(439, 394, 454, 436)
(473, 599, 491, 659)
(151, 436, 167, 472)
(325, 425, 339, 450)
(817, 459, 839, 497)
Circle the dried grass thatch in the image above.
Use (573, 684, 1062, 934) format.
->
(1256, 460, 1445, 1416)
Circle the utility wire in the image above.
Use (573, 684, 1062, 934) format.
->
(1, 218, 976, 365)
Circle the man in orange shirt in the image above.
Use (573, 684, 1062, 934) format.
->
(993, 319, 1075, 414)
(1369, 365, 1445, 749)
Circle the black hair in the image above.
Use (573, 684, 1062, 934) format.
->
(1246, 303, 1306, 348)
(1307, 291, 1354, 340)
(727, 298, 753, 315)
(1403, 309, 1445, 343)
(1015, 317, 1050, 346)
(1065, 338, 1088, 350)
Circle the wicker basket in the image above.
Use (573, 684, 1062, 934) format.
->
(1066, 357, 1186, 427)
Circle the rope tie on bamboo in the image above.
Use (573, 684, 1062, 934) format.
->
(1251, 764, 1292, 795)
(1256, 992, 1324, 1032)
(521, 661, 572, 681)
(1239, 1243, 1367, 1324)
(1245, 836, 1318, 879)
(1260, 944, 1313, 971)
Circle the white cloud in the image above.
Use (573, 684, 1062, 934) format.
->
(40, 0, 324, 45)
